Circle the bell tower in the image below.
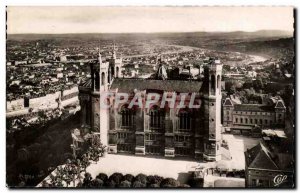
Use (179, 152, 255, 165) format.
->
(90, 47, 109, 147)
(108, 43, 123, 82)
(202, 58, 222, 161)
(98, 47, 109, 92)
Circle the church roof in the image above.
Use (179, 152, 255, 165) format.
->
(234, 104, 274, 112)
(110, 78, 202, 93)
(275, 100, 286, 108)
(223, 98, 233, 106)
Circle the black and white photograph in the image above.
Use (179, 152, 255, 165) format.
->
(5, 6, 295, 188)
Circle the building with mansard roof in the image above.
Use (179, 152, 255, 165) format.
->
(78, 47, 223, 161)
(222, 96, 286, 136)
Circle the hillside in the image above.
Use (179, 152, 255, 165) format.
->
(214, 37, 294, 59)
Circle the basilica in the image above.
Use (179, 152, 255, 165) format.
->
(78, 47, 223, 161)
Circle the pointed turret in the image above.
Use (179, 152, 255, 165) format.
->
(155, 55, 168, 80)
(112, 43, 117, 59)
(98, 46, 102, 64)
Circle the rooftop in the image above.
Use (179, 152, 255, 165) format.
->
(245, 141, 294, 171)
(234, 104, 274, 112)
(110, 78, 203, 93)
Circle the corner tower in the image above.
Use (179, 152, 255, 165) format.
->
(89, 48, 109, 146)
(108, 44, 123, 82)
(202, 58, 222, 161)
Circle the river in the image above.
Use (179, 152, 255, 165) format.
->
(123, 44, 268, 65)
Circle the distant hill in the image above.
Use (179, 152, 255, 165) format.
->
(208, 30, 293, 38)
(7, 30, 294, 60)
(214, 37, 294, 59)
(7, 30, 293, 41)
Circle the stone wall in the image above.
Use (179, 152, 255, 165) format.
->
(6, 86, 79, 114)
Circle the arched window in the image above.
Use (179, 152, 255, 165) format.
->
(107, 71, 110, 84)
(149, 106, 165, 129)
(120, 105, 134, 128)
(217, 75, 221, 94)
(116, 67, 119, 78)
(211, 75, 216, 95)
(179, 110, 192, 131)
(95, 72, 100, 90)
(111, 67, 115, 78)
(101, 72, 105, 86)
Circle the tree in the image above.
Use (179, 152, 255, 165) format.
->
(160, 178, 180, 188)
(119, 180, 131, 188)
(105, 179, 116, 188)
(82, 172, 93, 188)
(37, 110, 48, 125)
(41, 180, 50, 187)
(123, 174, 134, 183)
(149, 183, 160, 188)
(180, 184, 191, 188)
(87, 142, 106, 164)
(92, 178, 104, 188)
(96, 173, 108, 182)
(132, 180, 146, 188)
(253, 78, 264, 91)
(147, 175, 163, 186)
(135, 173, 147, 185)
(109, 173, 123, 187)
(49, 170, 63, 187)
(229, 85, 236, 95)
(80, 154, 91, 172)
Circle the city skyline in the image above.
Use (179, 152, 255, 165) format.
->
(7, 6, 294, 34)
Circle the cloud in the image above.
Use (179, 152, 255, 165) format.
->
(7, 6, 294, 34)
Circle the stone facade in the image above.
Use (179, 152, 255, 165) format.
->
(79, 49, 223, 161)
(222, 97, 286, 135)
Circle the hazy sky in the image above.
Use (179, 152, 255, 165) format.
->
(7, 6, 294, 34)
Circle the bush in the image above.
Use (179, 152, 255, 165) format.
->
(135, 173, 147, 185)
(119, 180, 131, 188)
(92, 178, 104, 187)
(146, 175, 155, 185)
(96, 173, 108, 182)
(109, 173, 123, 186)
(160, 178, 180, 188)
(82, 172, 93, 188)
(147, 175, 164, 185)
(180, 184, 190, 188)
(123, 174, 135, 183)
(132, 180, 146, 188)
(76, 181, 83, 187)
(105, 179, 116, 188)
(149, 183, 160, 188)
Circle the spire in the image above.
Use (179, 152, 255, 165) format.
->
(112, 42, 116, 59)
(97, 45, 102, 64)
(155, 54, 168, 80)
(156, 54, 163, 65)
